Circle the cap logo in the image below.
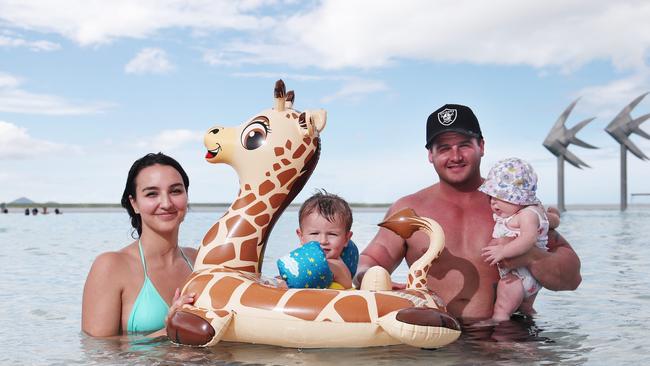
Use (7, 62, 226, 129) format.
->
(437, 108, 457, 126)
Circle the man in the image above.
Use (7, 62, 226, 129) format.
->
(354, 104, 581, 321)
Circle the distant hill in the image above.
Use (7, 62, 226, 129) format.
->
(10, 197, 35, 204)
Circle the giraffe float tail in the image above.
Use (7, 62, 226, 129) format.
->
(378, 208, 446, 290)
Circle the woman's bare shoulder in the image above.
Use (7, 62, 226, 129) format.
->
(89, 243, 138, 279)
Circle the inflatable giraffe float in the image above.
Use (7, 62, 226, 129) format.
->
(167, 80, 461, 348)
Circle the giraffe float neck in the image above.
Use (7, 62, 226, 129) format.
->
(195, 138, 321, 273)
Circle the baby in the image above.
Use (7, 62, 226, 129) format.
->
(478, 157, 560, 322)
(277, 190, 357, 289)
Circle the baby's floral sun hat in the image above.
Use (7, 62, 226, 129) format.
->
(478, 157, 541, 205)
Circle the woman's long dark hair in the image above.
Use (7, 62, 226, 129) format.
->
(120, 152, 189, 238)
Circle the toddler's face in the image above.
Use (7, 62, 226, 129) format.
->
(489, 197, 522, 218)
(297, 211, 352, 260)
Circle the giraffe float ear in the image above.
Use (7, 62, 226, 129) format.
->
(308, 109, 327, 135)
(298, 110, 327, 136)
(285, 90, 295, 109)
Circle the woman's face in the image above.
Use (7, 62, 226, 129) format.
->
(129, 164, 188, 236)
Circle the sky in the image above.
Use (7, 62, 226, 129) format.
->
(1, 0, 650, 206)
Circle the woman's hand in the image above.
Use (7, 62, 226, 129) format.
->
(165, 288, 195, 326)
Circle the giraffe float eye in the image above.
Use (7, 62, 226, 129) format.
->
(241, 120, 269, 150)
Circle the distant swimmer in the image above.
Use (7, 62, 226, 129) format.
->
(31, 208, 38, 215)
(25, 208, 30, 216)
(55, 208, 61, 214)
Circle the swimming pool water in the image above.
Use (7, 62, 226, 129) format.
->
(1, 208, 649, 365)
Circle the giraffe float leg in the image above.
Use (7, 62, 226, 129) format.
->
(167, 306, 233, 347)
(377, 307, 461, 349)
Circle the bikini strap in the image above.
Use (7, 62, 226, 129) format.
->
(179, 247, 194, 271)
(137, 239, 149, 277)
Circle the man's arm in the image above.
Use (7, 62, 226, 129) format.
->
(500, 230, 581, 291)
(353, 207, 408, 288)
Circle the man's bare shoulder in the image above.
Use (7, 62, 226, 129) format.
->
(391, 185, 438, 212)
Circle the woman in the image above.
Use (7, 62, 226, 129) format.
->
(82, 153, 197, 336)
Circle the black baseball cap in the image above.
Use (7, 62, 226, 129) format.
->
(425, 104, 483, 149)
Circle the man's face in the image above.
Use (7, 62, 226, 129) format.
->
(428, 132, 484, 186)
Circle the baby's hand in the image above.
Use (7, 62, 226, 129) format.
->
(165, 288, 195, 326)
(481, 245, 505, 266)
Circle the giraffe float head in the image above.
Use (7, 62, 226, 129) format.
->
(197, 80, 326, 273)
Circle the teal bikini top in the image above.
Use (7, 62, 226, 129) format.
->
(127, 240, 193, 333)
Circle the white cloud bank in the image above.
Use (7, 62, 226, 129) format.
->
(0, 0, 274, 46)
(125, 47, 174, 74)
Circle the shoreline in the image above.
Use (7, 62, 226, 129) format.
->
(2, 202, 650, 213)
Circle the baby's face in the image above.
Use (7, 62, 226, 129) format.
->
(298, 211, 351, 260)
(489, 197, 522, 218)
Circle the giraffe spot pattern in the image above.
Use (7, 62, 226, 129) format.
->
(225, 215, 257, 237)
(232, 193, 256, 210)
(224, 265, 257, 272)
(184, 274, 213, 300)
(283, 290, 339, 321)
(254, 214, 270, 226)
(269, 193, 287, 209)
(240, 238, 259, 262)
(202, 222, 219, 245)
(334, 296, 371, 322)
(277, 168, 297, 187)
(209, 276, 245, 310)
(273, 163, 281, 171)
(285, 140, 292, 149)
(274, 147, 284, 156)
(240, 283, 285, 311)
(375, 293, 415, 317)
(244, 184, 251, 191)
(303, 137, 312, 145)
(281, 158, 291, 166)
(203, 243, 236, 264)
(245, 201, 267, 216)
(292, 144, 306, 159)
(259, 180, 275, 195)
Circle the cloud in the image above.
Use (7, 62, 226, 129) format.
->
(0, 71, 112, 115)
(321, 79, 388, 103)
(0, 0, 275, 46)
(0, 121, 79, 159)
(4, 1, 650, 75)
(125, 47, 174, 75)
(134, 129, 203, 151)
(574, 71, 650, 117)
(201, 1, 650, 73)
(0, 33, 61, 51)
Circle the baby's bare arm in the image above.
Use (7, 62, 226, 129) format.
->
(497, 209, 540, 258)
